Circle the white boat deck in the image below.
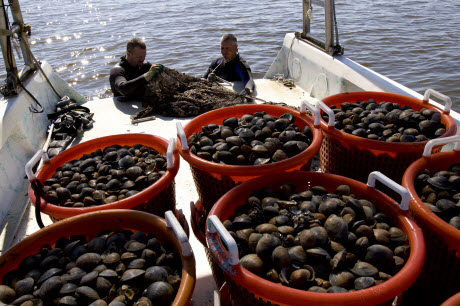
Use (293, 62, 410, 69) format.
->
(4, 78, 313, 305)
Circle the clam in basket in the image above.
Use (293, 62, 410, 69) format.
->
(206, 171, 425, 306)
(176, 102, 323, 215)
(402, 135, 460, 305)
(26, 134, 179, 223)
(0, 210, 195, 305)
(318, 89, 457, 183)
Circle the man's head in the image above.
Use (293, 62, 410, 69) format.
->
(220, 34, 238, 62)
(126, 38, 147, 68)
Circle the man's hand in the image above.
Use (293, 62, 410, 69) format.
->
(244, 88, 254, 103)
(144, 63, 164, 81)
(244, 88, 253, 97)
(207, 72, 217, 82)
(243, 88, 254, 103)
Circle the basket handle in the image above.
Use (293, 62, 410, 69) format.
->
(165, 210, 193, 257)
(300, 100, 321, 127)
(166, 137, 176, 169)
(422, 89, 452, 114)
(176, 122, 189, 150)
(214, 289, 221, 306)
(207, 215, 239, 267)
(422, 135, 460, 157)
(367, 171, 410, 210)
(316, 100, 335, 127)
(25, 149, 50, 181)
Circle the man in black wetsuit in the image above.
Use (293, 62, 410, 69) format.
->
(203, 34, 255, 97)
(109, 38, 163, 100)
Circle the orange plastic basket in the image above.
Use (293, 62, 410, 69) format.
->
(177, 103, 323, 213)
(27, 134, 179, 221)
(402, 136, 460, 305)
(206, 171, 425, 306)
(190, 200, 226, 289)
(319, 90, 457, 184)
(0, 209, 195, 306)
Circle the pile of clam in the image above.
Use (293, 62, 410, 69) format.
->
(42, 144, 167, 207)
(187, 112, 312, 165)
(414, 163, 460, 230)
(223, 183, 410, 293)
(0, 230, 181, 305)
(322, 99, 446, 142)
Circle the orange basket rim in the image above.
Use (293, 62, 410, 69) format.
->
(402, 150, 460, 250)
(0, 209, 195, 306)
(176, 104, 322, 176)
(441, 292, 460, 306)
(206, 171, 425, 305)
(319, 91, 457, 152)
(28, 134, 179, 219)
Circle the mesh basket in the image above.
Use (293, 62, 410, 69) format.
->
(402, 138, 460, 305)
(27, 134, 179, 221)
(177, 104, 322, 214)
(0, 209, 195, 306)
(206, 171, 425, 306)
(190, 200, 226, 289)
(319, 91, 457, 184)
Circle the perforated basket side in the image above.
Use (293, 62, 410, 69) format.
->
(320, 133, 438, 183)
(190, 161, 312, 214)
(190, 166, 239, 214)
(190, 200, 226, 288)
(225, 275, 277, 306)
(132, 180, 176, 216)
(404, 212, 460, 305)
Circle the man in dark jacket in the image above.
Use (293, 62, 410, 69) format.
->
(109, 38, 163, 100)
(203, 34, 255, 96)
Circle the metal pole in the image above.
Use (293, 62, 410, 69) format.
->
(0, 0, 18, 94)
(324, 0, 334, 55)
(302, 0, 311, 37)
(9, 0, 35, 70)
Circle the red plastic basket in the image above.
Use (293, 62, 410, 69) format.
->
(206, 171, 425, 306)
(402, 136, 460, 305)
(27, 134, 179, 221)
(0, 209, 195, 306)
(190, 200, 226, 289)
(319, 90, 457, 184)
(177, 103, 323, 213)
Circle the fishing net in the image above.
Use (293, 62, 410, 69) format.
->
(132, 67, 247, 119)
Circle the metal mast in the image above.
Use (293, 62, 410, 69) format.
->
(301, 0, 344, 56)
(0, 0, 36, 96)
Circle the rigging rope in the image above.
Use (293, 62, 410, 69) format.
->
(18, 78, 43, 113)
(332, 0, 340, 48)
(20, 36, 62, 100)
(0, 1, 63, 107)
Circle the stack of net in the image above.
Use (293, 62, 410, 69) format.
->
(132, 67, 247, 119)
